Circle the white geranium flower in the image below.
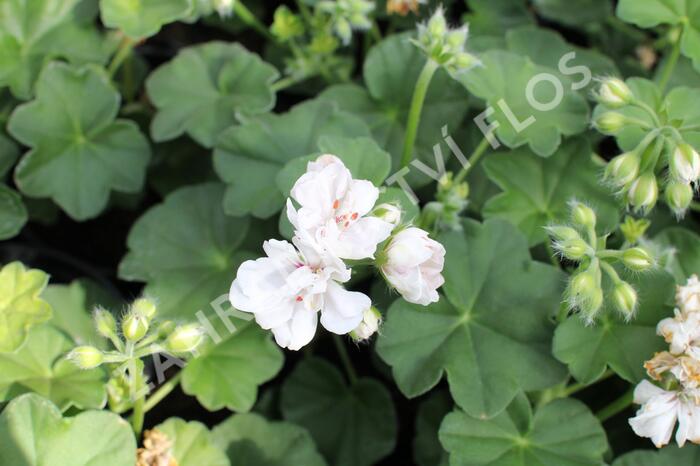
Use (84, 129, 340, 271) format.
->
(287, 154, 394, 261)
(677, 275, 700, 314)
(657, 308, 700, 355)
(229, 237, 369, 350)
(380, 227, 445, 306)
(629, 380, 700, 448)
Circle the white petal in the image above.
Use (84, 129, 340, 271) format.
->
(634, 380, 668, 404)
(333, 217, 394, 260)
(270, 305, 318, 351)
(320, 282, 369, 334)
(346, 179, 379, 216)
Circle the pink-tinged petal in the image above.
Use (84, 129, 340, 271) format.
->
(320, 282, 368, 334)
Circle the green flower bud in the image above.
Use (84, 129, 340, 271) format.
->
(68, 346, 104, 369)
(350, 307, 382, 341)
(122, 312, 149, 342)
(271, 6, 305, 42)
(594, 112, 627, 134)
(570, 202, 597, 230)
(622, 247, 654, 272)
(628, 173, 658, 212)
(665, 181, 694, 216)
(427, 9, 447, 39)
(157, 320, 176, 339)
(453, 52, 479, 71)
(612, 281, 638, 318)
(94, 307, 117, 340)
(605, 152, 639, 187)
(545, 225, 582, 243)
(131, 297, 157, 320)
(164, 324, 205, 354)
(669, 143, 700, 183)
(372, 203, 402, 226)
(568, 266, 603, 319)
(557, 238, 591, 261)
(596, 77, 633, 108)
(446, 28, 467, 50)
(619, 216, 650, 244)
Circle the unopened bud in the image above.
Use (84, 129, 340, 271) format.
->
(665, 181, 694, 216)
(594, 112, 627, 134)
(568, 266, 603, 318)
(622, 247, 654, 272)
(670, 143, 700, 183)
(68, 346, 104, 369)
(214, 0, 234, 18)
(556, 238, 591, 261)
(597, 77, 633, 108)
(545, 225, 582, 243)
(122, 312, 149, 342)
(164, 324, 205, 354)
(605, 152, 639, 187)
(94, 307, 117, 340)
(350, 307, 382, 341)
(427, 9, 447, 39)
(131, 297, 157, 320)
(372, 203, 402, 226)
(446, 28, 467, 50)
(612, 281, 638, 318)
(157, 320, 176, 338)
(453, 52, 479, 70)
(628, 173, 658, 211)
(570, 202, 597, 230)
(619, 216, 650, 244)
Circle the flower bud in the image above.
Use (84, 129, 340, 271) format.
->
(164, 324, 205, 354)
(122, 312, 149, 342)
(350, 307, 382, 341)
(597, 77, 633, 107)
(446, 28, 467, 50)
(612, 281, 638, 318)
(619, 216, 650, 244)
(68, 346, 104, 369)
(556, 238, 591, 261)
(605, 152, 639, 187)
(94, 307, 117, 340)
(628, 173, 658, 212)
(570, 202, 597, 230)
(214, 0, 234, 18)
(670, 143, 700, 183)
(545, 225, 582, 243)
(427, 8, 447, 39)
(568, 267, 603, 319)
(622, 247, 654, 272)
(157, 320, 176, 339)
(665, 181, 694, 216)
(372, 203, 402, 226)
(594, 112, 627, 134)
(453, 52, 479, 71)
(131, 297, 157, 320)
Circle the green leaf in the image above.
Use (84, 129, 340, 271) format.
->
(182, 322, 283, 412)
(0, 131, 20, 177)
(376, 219, 566, 419)
(0, 394, 136, 466)
(613, 446, 700, 465)
(119, 183, 251, 319)
(617, 0, 700, 71)
(43, 281, 104, 348)
(0, 184, 27, 239)
(213, 100, 369, 219)
(8, 62, 151, 220)
(0, 324, 106, 410)
(463, 0, 534, 38)
(147, 42, 279, 148)
(459, 50, 589, 156)
(414, 391, 451, 466)
(439, 397, 608, 466)
(553, 269, 676, 384)
(212, 412, 327, 466)
(0, 0, 110, 99)
(655, 227, 700, 283)
(0, 261, 52, 353)
(280, 357, 397, 466)
(319, 32, 469, 181)
(533, 0, 612, 27)
(275, 135, 392, 196)
(483, 138, 620, 246)
(99, 0, 193, 38)
(156, 418, 229, 466)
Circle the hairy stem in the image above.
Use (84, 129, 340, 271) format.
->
(658, 31, 682, 93)
(143, 372, 183, 414)
(107, 37, 136, 78)
(454, 135, 492, 184)
(401, 59, 439, 167)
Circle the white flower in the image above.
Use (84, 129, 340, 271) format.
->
(677, 275, 700, 314)
(657, 308, 700, 355)
(229, 238, 369, 350)
(629, 380, 700, 447)
(287, 154, 395, 261)
(380, 227, 445, 306)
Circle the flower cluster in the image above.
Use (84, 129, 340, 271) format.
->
(230, 155, 445, 350)
(593, 77, 700, 216)
(413, 7, 479, 77)
(629, 275, 700, 448)
(546, 201, 655, 322)
(317, 0, 375, 45)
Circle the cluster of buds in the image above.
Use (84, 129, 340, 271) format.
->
(317, 0, 375, 45)
(546, 201, 655, 322)
(593, 77, 699, 216)
(419, 173, 469, 231)
(66, 297, 204, 410)
(270, 6, 305, 42)
(629, 275, 700, 448)
(413, 7, 479, 77)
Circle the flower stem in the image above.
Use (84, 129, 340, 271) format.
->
(401, 59, 439, 167)
(596, 387, 634, 422)
(143, 372, 183, 414)
(271, 73, 310, 92)
(563, 369, 614, 397)
(234, 1, 275, 42)
(454, 134, 492, 184)
(658, 31, 682, 93)
(130, 360, 145, 435)
(332, 335, 358, 385)
(107, 37, 136, 78)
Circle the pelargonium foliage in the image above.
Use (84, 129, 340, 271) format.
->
(3, 1, 700, 465)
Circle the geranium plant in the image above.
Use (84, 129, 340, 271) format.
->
(2, 1, 700, 465)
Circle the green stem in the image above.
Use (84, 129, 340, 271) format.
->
(596, 249, 623, 260)
(454, 135, 492, 184)
(271, 73, 309, 92)
(234, 1, 275, 42)
(605, 16, 647, 42)
(107, 37, 136, 78)
(596, 388, 634, 422)
(370, 21, 382, 42)
(332, 335, 358, 385)
(401, 59, 439, 167)
(658, 32, 682, 93)
(563, 370, 614, 397)
(130, 360, 145, 435)
(142, 372, 183, 414)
